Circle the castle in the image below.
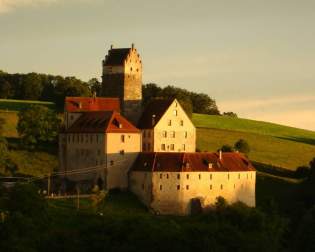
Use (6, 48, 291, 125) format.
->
(59, 44, 256, 215)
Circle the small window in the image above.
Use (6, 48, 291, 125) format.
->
(170, 144, 175, 151)
(160, 174, 162, 179)
(177, 174, 180, 179)
(148, 131, 151, 137)
(210, 174, 213, 180)
(121, 135, 125, 143)
(186, 185, 189, 190)
(228, 174, 230, 180)
(185, 132, 188, 138)
(182, 144, 186, 151)
(186, 174, 189, 179)
(160, 185, 162, 191)
(168, 120, 172, 126)
(177, 185, 180, 190)
(143, 131, 146, 138)
(210, 185, 212, 190)
(238, 173, 241, 179)
(120, 150, 125, 155)
(147, 143, 151, 151)
(161, 144, 166, 151)
(173, 110, 178, 116)
(220, 184, 223, 190)
(110, 160, 114, 166)
(247, 174, 249, 179)
(175, 102, 178, 107)
(143, 143, 146, 151)
(180, 120, 184, 126)
(171, 131, 175, 138)
(234, 184, 236, 189)
(166, 174, 169, 179)
(162, 131, 167, 138)
(199, 174, 201, 180)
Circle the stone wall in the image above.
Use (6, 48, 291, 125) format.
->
(130, 170, 256, 215)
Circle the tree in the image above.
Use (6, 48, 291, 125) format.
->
(234, 139, 250, 154)
(88, 78, 102, 96)
(223, 112, 238, 118)
(17, 106, 61, 147)
(219, 145, 234, 152)
(20, 73, 43, 100)
(0, 78, 12, 98)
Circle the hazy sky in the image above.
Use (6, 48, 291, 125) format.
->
(0, 0, 314, 130)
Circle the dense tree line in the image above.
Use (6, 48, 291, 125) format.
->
(0, 71, 91, 110)
(143, 83, 220, 117)
(0, 184, 287, 252)
(0, 71, 221, 115)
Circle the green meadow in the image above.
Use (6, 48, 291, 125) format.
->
(193, 114, 315, 170)
(0, 98, 55, 111)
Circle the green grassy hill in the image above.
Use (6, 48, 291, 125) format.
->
(193, 114, 315, 170)
(0, 98, 55, 111)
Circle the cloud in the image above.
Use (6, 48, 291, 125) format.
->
(0, 0, 59, 13)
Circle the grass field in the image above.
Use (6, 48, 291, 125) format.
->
(0, 98, 55, 111)
(193, 114, 315, 170)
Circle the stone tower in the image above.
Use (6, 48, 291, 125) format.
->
(101, 44, 142, 124)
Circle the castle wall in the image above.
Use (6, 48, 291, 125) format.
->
(129, 171, 153, 207)
(105, 132, 141, 189)
(153, 100, 196, 152)
(130, 170, 256, 215)
(61, 133, 106, 182)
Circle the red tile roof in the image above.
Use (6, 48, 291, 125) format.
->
(65, 97, 120, 113)
(138, 98, 174, 129)
(103, 48, 131, 66)
(65, 111, 140, 134)
(131, 152, 255, 172)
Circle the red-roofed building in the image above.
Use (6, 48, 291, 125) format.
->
(129, 152, 256, 215)
(64, 96, 120, 129)
(59, 110, 141, 190)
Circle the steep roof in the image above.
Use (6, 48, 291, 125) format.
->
(103, 48, 131, 66)
(138, 98, 174, 129)
(65, 97, 120, 113)
(65, 111, 140, 134)
(131, 152, 255, 172)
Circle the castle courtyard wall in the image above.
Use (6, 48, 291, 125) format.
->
(130, 171, 256, 215)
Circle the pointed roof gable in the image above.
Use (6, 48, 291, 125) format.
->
(65, 111, 140, 134)
(103, 48, 131, 66)
(131, 152, 255, 172)
(137, 98, 175, 129)
(65, 97, 120, 113)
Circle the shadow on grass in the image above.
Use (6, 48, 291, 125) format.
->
(252, 161, 296, 178)
(276, 136, 315, 146)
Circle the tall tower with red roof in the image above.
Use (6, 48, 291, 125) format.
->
(101, 44, 142, 124)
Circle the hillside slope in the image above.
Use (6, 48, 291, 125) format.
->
(193, 114, 315, 170)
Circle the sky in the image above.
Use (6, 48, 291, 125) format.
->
(0, 0, 314, 130)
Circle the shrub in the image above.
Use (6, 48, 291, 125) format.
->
(234, 139, 250, 154)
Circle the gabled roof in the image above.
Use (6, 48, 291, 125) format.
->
(65, 97, 120, 113)
(131, 152, 255, 172)
(65, 111, 140, 134)
(103, 48, 131, 66)
(137, 98, 174, 129)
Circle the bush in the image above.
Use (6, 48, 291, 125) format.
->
(295, 166, 311, 179)
(234, 139, 250, 154)
(219, 145, 234, 152)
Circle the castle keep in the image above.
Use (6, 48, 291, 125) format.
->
(102, 44, 142, 124)
(59, 44, 256, 215)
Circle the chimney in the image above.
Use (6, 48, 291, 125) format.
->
(110, 44, 114, 50)
(152, 114, 156, 126)
(208, 163, 213, 169)
(219, 150, 222, 161)
(93, 91, 97, 99)
(131, 43, 134, 49)
(185, 162, 190, 169)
